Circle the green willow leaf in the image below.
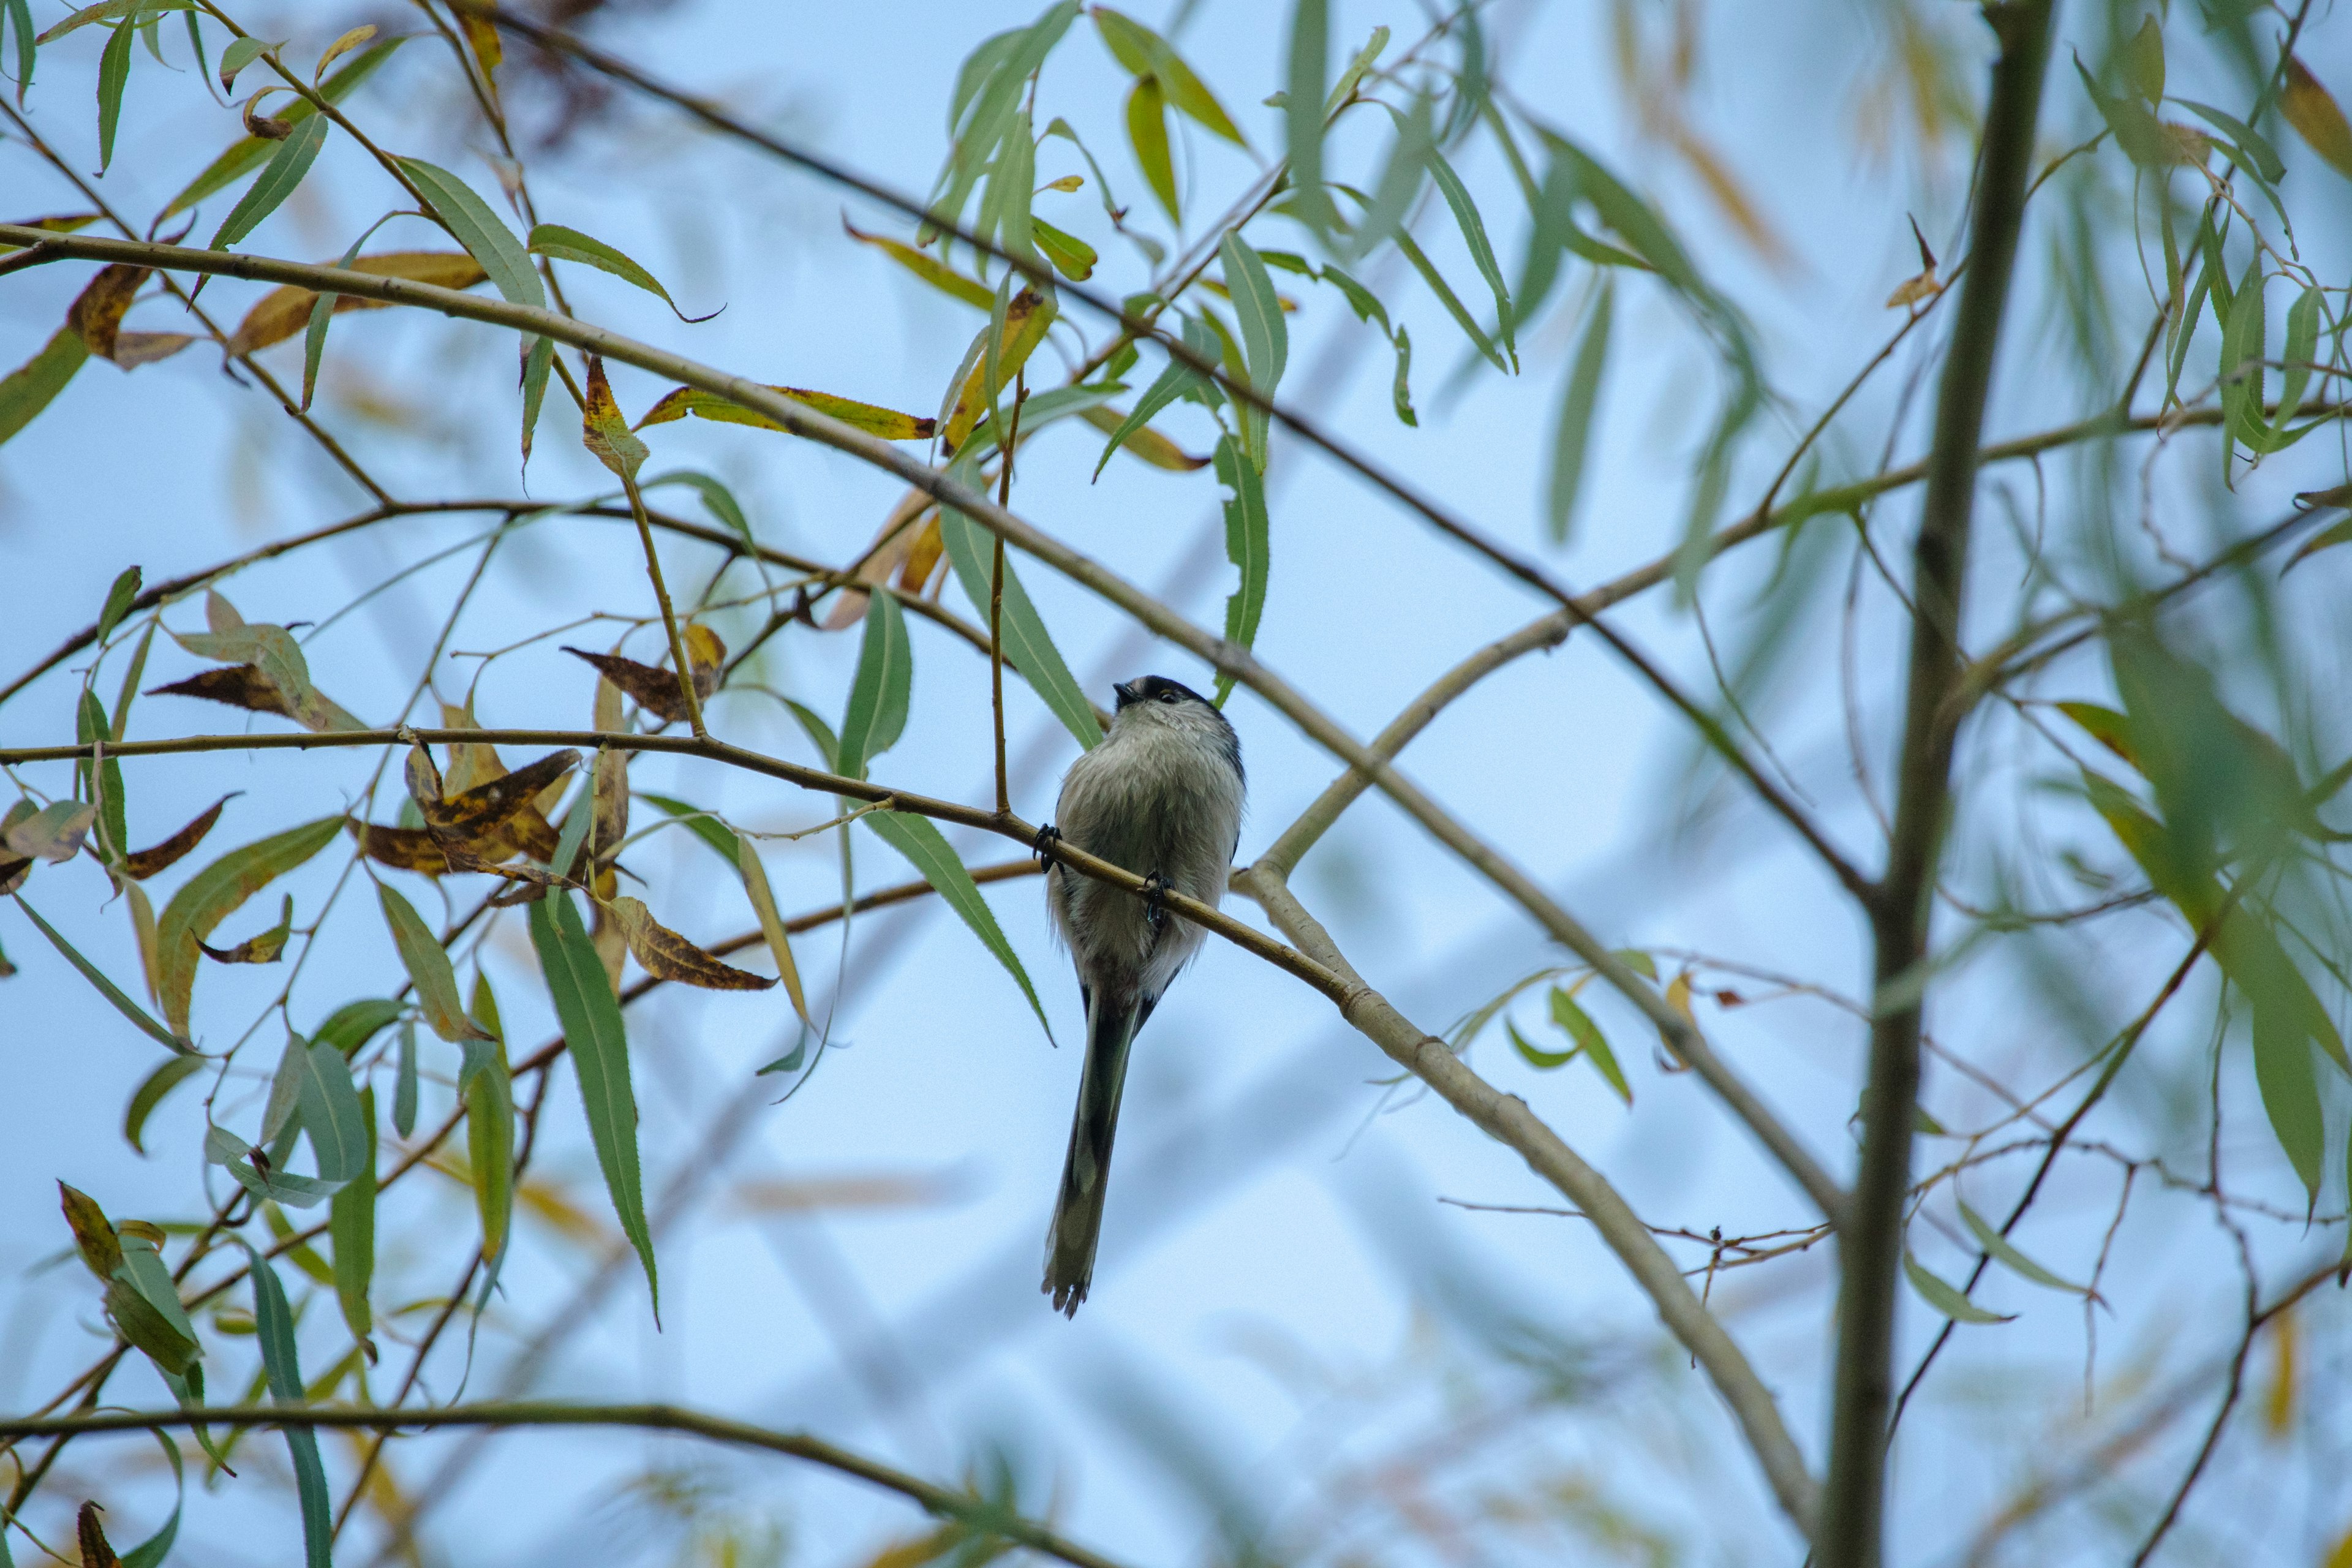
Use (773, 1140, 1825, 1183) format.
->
(1550, 985, 1630, 1102)
(643, 469, 753, 551)
(1284, 0, 1333, 235)
(312, 997, 402, 1056)
(377, 883, 494, 1042)
(937, 505, 1101, 749)
(527, 222, 698, 318)
(464, 971, 514, 1267)
(1125, 75, 1177, 223)
(2252, 1001, 2324, 1199)
(1904, 1250, 2015, 1324)
(1210, 434, 1267, 707)
(115, 1426, 183, 1568)
(96, 564, 141, 643)
(77, 689, 125, 859)
(1394, 228, 1507, 372)
(3, 0, 38, 108)
(391, 1019, 418, 1137)
(329, 1084, 375, 1340)
(1956, 1197, 2087, 1294)
(293, 1037, 368, 1183)
(395, 157, 544, 307)
(1351, 94, 1433, 264)
(1506, 1017, 1575, 1069)
(1219, 230, 1287, 471)
(123, 1052, 205, 1153)
(1092, 315, 1215, 477)
(1545, 281, 1612, 543)
(208, 111, 328, 249)
(1426, 144, 1513, 356)
(0, 327, 91, 449)
(241, 1243, 333, 1568)
(638, 793, 741, 865)
(529, 891, 657, 1308)
(161, 36, 404, 217)
(835, 587, 912, 782)
(95, 14, 133, 172)
(862, 811, 1051, 1041)
(15, 894, 192, 1053)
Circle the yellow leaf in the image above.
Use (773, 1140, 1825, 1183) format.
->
(1074, 404, 1209, 470)
(459, 7, 502, 81)
(224, 252, 488, 355)
(2264, 1304, 2297, 1438)
(737, 839, 809, 1025)
(314, 24, 377, 83)
(609, 896, 775, 991)
(2283, 56, 2352, 180)
(941, 289, 1056, 450)
(636, 383, 935, 441)
(581, 354, 647, 481)
(1038, 173, 1084, 193)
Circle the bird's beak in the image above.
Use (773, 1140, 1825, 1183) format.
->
(1112, 680, 1140, 710)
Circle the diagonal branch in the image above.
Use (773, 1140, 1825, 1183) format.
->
(0, 1403, 1129, 1568)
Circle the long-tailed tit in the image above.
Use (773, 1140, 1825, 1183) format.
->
(1038, 675, 1245, 1314)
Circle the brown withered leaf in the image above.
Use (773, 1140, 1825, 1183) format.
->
(824, 488, 933, 630)
(122, 793, 234, 881)
(609, 896, 774, 991)
(148, 665, 293, 719)
(0, 853, 31, 897)
(427, 749, 581, 839)
(404, 739, 445, 814)
(197, 893, 291, 964)
(350, 821, 460, 875)
(562, 648, 717, 725)
(67, 264, 147, 362)
(78, 1501, 121, 1568)
(224, 253, 489, 355)
(581, 355, 647, 481)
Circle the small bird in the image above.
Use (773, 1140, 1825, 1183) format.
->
(1039, 675, 1245, 1315)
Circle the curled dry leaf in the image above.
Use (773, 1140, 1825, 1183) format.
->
(424, 748, 579, 845)
(148, 664, 293, 719)
(122, 794, 234, 880)
(561, 645, 721, 726)
(197, 892, 292, 964)
(66, 263, 147, 363)
(224, 252, 489, 355)
(608, 896, 775, 991)
(78, 1502, 121, 1568)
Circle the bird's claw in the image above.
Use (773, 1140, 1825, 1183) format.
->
(1033, 822, 1063, 871)
(1142, 870, 1172, 934)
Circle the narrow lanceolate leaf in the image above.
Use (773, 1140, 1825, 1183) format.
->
(581, 353, 647, 481)
(527, 222, 699, 318)
(1219, 230, 1287, 472)
(1211, 435, 1268, 707)
(2252, 1001, 2324, 1200)
(1550, 985, 1631, 1102)
(636, 383, 937, 442)
(843, 215, 992, 309)
(937, 505, 1102, 748)
(1093, 316, 1218, 478)
(196, 892, 291, 965)
(1956, 1198, 2087, 1295)
(242, 1244, 334, 1568)
(393, 1020, 418, 1137)
(77, 690, 126, 861)
(95, 15, 133, 172)
(224, 252, 486, 355)
(1284, 0, 1333, 233)
(1546, 282, 1613, 544)
(1903, 1250, 2015, 1324)
(155, 815, 342, 1037)
(1072, 404, 1208, 470)
(96, 564, 141, 643)
(608, 896, 774, 990)
(312, 997, 404, 1057)
(1033, 217, 1097, 281)
(36, 0, 192, 44)
(1126, 75, 1178, 222)
(836, 587, 912, 782)
(313, 24, 376, 83)
(862, 811, 1051, 1040)
(560, 646, 717, 727)
(377, 884, 492, 1042)
(737, 839, 810, 1025)
(1427, 145, 1513, 354)
(638, 793, 741, 866)
(941, 289, 1057, 449)
(329, 1082, 375, 1339)
(529, 891, 656, 1308)
(209, 113, 328, 249)
(124, 1052, 205, 1153)
(15, 895, 193, 1053)
(294, 1036, 368, 1183)
(58, 1181, 121, 1278)
(394, 157, 543, 307)
(464, 973, 514, 1265)
(0, 326, 90, 449)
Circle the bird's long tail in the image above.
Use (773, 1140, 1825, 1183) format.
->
(1043, 992, 1142, 1316)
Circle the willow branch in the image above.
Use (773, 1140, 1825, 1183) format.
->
(1820, 8, 2052, 1565)
(0, 1403, 1129, 1568)
(1235, 869, 1820, 1537)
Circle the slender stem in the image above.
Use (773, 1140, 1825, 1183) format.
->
(0, 1404, 1130, 1568)
(1819, 9, 2053, 1566)
(619, 471, 706, 739)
